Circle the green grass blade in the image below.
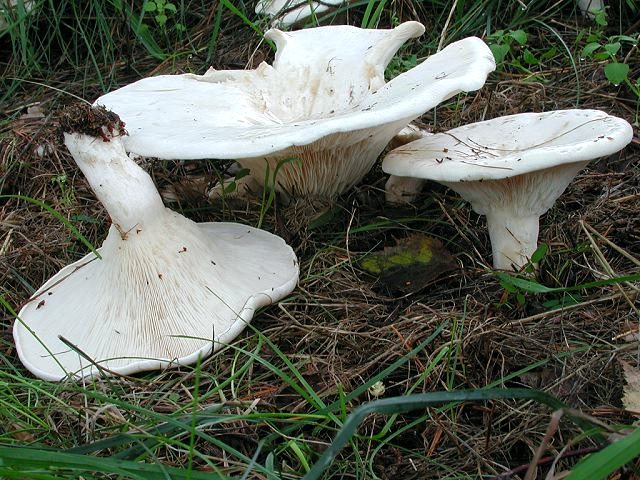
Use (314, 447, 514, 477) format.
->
(361, 0, 376, 28)
(367, 0, 388, 28)
(565, 427, 640, 480)
(0, 445, 226, 479)
(206, 1, 225, 64)
(495, 271, 640, 294)
(532, 19, 580, 105)
(220, 0, 269, 47)
(0, 195, 100, 258)
(302, 388, 580, 480)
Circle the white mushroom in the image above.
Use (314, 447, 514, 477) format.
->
(13, 109, 299, 381)
(382, 109, 633, 270)
(255, 0, 344, 27)
(96, 22, 495, 198)
(384, 124, 431, 204)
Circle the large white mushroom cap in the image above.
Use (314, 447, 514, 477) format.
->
(96, 22, 495, 197)
(13, 123, 299, 381)
(382, 109, 633, 269)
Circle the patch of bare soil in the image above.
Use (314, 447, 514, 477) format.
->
(1, 4, 639, 479)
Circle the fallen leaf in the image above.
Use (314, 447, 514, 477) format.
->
(360, 234, 457, 293)
(620, 360, 640, 415)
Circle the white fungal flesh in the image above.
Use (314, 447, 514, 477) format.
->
(384, 125, 431, 204)
(13, 133, 299, 381)
(442, 163, 588, 270)
(255, 0, 344, 26)
(384, 176, 427, 204)
(96, 23, 495, 197)
(382, 109, 634, 270)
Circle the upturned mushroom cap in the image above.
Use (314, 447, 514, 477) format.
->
(13, 114, 299, 381)
(95, 22, 495, 197)
(382, 109, 633, 269)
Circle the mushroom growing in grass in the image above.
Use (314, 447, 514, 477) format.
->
(255, 0, 344, 26)
(382, 109, 633, 270)
(13, 105, 299, 381)
(96, 22, 495, 199)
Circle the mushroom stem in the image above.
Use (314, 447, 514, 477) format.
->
(64, 132, 166, 234)
(385, 175, 426, 204)
(485, 210, 539, 271)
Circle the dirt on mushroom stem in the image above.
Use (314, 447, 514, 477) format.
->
(57, 103, 127, 142)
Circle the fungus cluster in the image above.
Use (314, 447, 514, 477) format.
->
(12, 21, 635, 382)
(96, 21, 495, 198)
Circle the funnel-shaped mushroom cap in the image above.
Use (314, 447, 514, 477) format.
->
(255, 0, 343, 26)
(96, 23, 495, 197)
(14, 127, 299, 381)
(383, 109, 633, 269)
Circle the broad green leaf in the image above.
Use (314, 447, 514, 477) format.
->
(594, 9, 608, 26)
(523, 49, 539, 65)
(234, 168, 251, 180)
(490, 44, 510, 64)
(143, 1, 156, 12)
(581, 42, 601, 58)
(604, 62, 629, 85)
(603, 41, 621, 56)
(509, 29, 527, 45)
(586, 33, 600, 43)
(223, 180, 237, 194)
(610, 34, 638, 43)
(540, 47, 558, 61)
